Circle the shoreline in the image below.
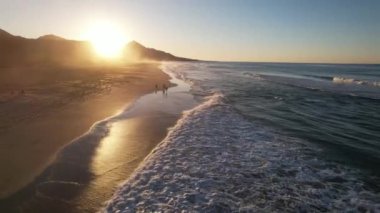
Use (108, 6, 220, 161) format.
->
(104, 62, 380, 212)
(70, 64, 197, 212)
(0, 63, 172, 210)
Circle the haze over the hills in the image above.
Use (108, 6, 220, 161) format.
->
(0, 28, 194, 68)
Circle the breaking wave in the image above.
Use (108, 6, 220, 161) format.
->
(103, 93, 380, 212)
(332, 76, 380, 87)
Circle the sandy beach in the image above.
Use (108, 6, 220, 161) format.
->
(1, 1, 379, 212)
(0, 63, 170, 203)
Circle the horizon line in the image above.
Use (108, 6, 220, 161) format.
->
(206, 60, 380, 66)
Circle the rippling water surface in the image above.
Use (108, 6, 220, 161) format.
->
(170, 62, 380, 168)
(105, 62, 380, 212)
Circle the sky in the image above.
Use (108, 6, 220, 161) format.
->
(0, 0, 379, 63)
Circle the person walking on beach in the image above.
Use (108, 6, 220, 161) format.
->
(162, 84, 167, 94)
(155, 84, 158, 93)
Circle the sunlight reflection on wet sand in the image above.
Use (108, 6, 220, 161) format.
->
(74, 66, 198, 211)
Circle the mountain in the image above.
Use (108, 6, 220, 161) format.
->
(0, 29, 94, 67)
(124, 41, 196, 62)
(37, 34, 66, 41)
(0, 29, 13, 38)
(0, 29, 195, 67)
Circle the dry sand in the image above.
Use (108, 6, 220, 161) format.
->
(0, 63, 170, 199)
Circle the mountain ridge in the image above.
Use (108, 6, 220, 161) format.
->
(125, 40, 195, 62)
(0, 28, 196, 67)
(37, 34, 66, 41)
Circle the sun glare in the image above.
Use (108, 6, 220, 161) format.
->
(85, 22, 129, 58)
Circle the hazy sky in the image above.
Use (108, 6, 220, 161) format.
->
(1, 0, 379, 63)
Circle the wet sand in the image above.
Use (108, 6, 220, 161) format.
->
(0, 63, 171, 211)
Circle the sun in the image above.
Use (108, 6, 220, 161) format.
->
(84, 22, 129, 58)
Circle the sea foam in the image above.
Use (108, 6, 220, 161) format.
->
(333, 76, 380, 87)
(103, 93, 380, 212)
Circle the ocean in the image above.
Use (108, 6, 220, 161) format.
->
(168, 62, 380, 168)
(105, 62, 380, 212)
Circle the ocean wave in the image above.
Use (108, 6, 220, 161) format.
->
(103, 93, 380, 212)
(333, 76, 380, 87)
(59, 99, 139, 152)
(242, 72, 264, 80)
(255, 74, 380, 100)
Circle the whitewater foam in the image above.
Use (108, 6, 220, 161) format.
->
(333, 76, 380, 87)
(103, 93, 380, 212)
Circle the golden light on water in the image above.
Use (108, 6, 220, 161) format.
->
(91, 119, 140, 175)
(84, 21, 129, 58)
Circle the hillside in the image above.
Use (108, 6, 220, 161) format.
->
(125, 41, 195, 62)
(37, 34, 66, 41)
(0, 30, 94, 67)
(0, 29, 195, 67)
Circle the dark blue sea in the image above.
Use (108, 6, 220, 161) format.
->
(172, 62, 380, 168)
(105, 62, 380, 212)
